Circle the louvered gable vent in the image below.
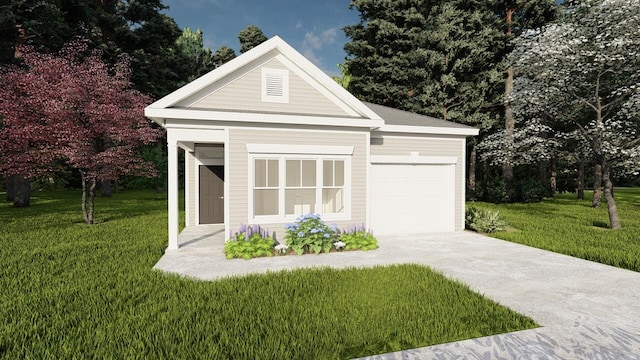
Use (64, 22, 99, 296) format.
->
(261, 68, 289, 103)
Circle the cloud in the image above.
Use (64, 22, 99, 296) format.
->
(302, 49, 322, 67)
(303, 28, 337, 49)
(301, 27, 338, 68)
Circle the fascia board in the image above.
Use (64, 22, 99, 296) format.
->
(149, 37, 286, 109)
(145, 107, 384, 129)
(377, 124, 479, 136)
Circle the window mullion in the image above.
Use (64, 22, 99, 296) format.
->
(279, 157, 285, 217)
(316, 159, 322, 214)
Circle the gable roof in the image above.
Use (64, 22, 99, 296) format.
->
(364, 102, 479, 136)
(144, 36, 478, 136)
(145, 36, 383, 129)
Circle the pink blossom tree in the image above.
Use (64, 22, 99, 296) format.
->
(0, 40, 163, 223)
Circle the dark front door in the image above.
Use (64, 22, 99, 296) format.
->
(199, 165, 224, 224)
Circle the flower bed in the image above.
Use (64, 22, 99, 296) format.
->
(224, 213, 378, 260)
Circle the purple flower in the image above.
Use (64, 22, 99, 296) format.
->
(238, 223, 247, 234)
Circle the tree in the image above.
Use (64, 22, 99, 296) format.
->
(332, 63, 351, 89)
(344, 0, 429, 109)
(0, 1, 190, 100)
(489, 0, 557, 181)
(507, 0, 640, 228)
(212, 45, 236, 68)
(175, 27, 215, 85)
(238, 25, 267, 53)
(0, 41, 162, 222)
(343, 0, 506, 193)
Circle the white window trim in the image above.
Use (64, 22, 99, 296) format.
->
(370, 155, 457, 165)
(246, 144, 354, 155)
(248, 153, 351, 224)
(261, 68, 289, 103)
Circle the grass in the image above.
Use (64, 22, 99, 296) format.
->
(469, 188, 640, 272)
(0, 189, 536, 359)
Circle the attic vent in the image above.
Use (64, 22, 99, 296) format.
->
(262, 68, 289, 103)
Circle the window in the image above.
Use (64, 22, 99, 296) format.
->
(251, 156, 349, 221)
(285, 160, 316, 215)
(261, 68, 289, 103)
(322, 160, 345, 214)
(253, 159, 279, 216)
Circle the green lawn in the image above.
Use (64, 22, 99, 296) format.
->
(469, 188, 640, 272)
(0, 189, 536, 359)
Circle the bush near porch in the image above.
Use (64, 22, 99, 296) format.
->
(0, 190, 536, 359)
(467, 188, 640, 272)
(224, 214, 379, 259)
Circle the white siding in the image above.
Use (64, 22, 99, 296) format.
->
(180, 58, 350, 117)
(228, 127, 367, 239)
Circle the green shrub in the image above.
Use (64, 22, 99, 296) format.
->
(485, 177, 515, 204)
(224, 224, 275, 259)
(284, 213, 335, 255)
(338, 224, 378, 251)
(515, 178, 548, 203)
(465, 206, 507, 233)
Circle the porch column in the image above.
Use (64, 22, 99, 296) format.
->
(167, 141, 179, 250)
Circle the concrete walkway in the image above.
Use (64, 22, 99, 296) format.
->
(154, 226, 640, 359)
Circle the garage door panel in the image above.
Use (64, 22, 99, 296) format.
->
(371, 164, 454, 235)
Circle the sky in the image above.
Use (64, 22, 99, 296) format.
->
(162, 0, 361, 76)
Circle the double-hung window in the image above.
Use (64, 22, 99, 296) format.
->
(249, 145, 351, 222)
(253, 159, 279, 216)
(285, 159, 317, 215)
(322, 160, 345, 214)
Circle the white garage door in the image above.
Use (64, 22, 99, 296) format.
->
(371, 164, 454, 235)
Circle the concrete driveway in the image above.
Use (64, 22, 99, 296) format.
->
(154, 228, 640, 359)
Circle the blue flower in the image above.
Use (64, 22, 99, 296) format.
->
(310, 228, 319, 234)
(285, 223, 298, 230)
(323, 233, 330, 238)
(297, 231, 305, 237)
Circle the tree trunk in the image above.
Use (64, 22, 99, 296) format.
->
(5, 175, 15, 202)
(468, 139, 477, 193)
(13, 175, 30, 208)
(592, 163, 602, 208)
(101, 179, 112, 198)
(503, 64, 515, 181)
(81, 172, 96, 224)
(502, 8, 515, 181)
(482, 158, 489, 197)
(549, 157, 557, 197)
(577, 160, 585, 200)
(537, 161, 547, 184)
(603, 167, 621, 229)
(89, 179, 95, 224)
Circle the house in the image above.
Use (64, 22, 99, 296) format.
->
(145, 36, 479, 250)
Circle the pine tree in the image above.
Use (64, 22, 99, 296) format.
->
(238, 25, 267, 53)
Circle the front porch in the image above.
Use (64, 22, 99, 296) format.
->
(153, 225, 408, 281)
